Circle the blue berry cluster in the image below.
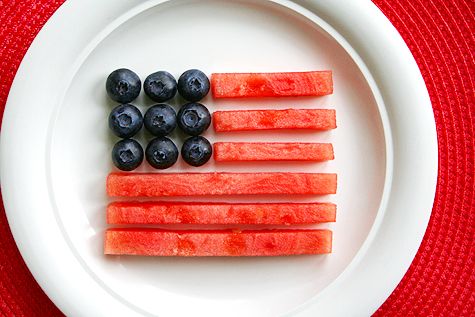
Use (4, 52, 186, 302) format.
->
(106, 68, 212, 171)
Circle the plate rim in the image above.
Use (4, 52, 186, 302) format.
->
(0, 0, 437, 316)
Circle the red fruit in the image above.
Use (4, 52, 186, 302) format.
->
(107, 201, 336, 225)
(211, 71, 333, 98)
(214, 142, 334, 162)
(106, 172, 337, 197)
(104, 229, 332, 256)
(213, 109, 336, 132)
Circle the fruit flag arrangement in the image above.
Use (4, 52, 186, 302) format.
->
(104, 69, 336, 256)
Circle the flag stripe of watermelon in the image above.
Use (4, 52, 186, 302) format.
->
(214, 142, 334, 162)
(213, 109, 336, 132)
(211, 71, 333, 98)
(106, 172, 337, 197)
(104, 229, 332, 256)
(107, 201, 336, 225)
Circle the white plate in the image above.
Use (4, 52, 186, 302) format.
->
(0, 0, 437, 316)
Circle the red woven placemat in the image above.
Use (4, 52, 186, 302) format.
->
(0, 0, 473, 316)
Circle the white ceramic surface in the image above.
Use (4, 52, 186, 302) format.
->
(0, 0, 437, 316)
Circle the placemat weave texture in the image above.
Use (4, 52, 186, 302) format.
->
(0, 0, 473, 316)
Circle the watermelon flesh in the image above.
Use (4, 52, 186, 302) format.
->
(211, 71, 333, 98)
(214, 142, 334, 162)
(106, 172, 337, 197)
(213, 109, 336, 132)
(104, 229, 332, 256)
(107, 201, 336, 225)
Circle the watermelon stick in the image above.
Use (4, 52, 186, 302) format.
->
(104, 229, 332, 256)
(106, 172, 337, 197)
(211, 71, 333, 98)
(213, 109, 336, 132)
(214, 142, 334, 162)
(107, 201, 336, 225)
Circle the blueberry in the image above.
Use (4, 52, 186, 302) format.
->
(106, 68, 141, 103)
(144, 71, 177, 102)
(181, 136, 212, 167)
(177, 103, 211, 136)
(146, 137, 178, 169)
(143, 104, 176, 137)
(177, 69, 210, 101)
(109, 104, 143, 138)
(112, 139, 144, 171)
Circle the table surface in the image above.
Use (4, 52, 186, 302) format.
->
(0, 0, 473, 316)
